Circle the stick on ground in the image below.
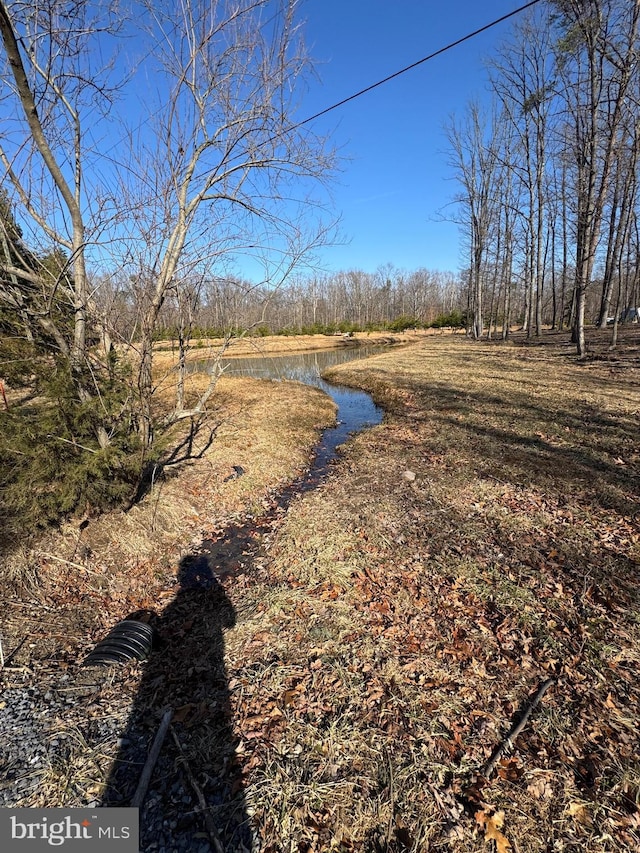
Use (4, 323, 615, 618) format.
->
(130, 707, 173, 809)
(170, 726, 225, 853)
(482, 678, 555, 779)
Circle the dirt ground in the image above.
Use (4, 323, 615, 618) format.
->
(1, 327, 639, 852)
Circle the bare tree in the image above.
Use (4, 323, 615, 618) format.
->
(447, 102, 504, 339)
(490, 8, 557, 337)
(553, 0, 640, 355)
(0, 0, 336, 474)
(100, 0, 337, 449)
(0, 0, 123, 446)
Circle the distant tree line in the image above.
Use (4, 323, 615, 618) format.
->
(447, 0, 640, 354)
(96, 265, 465, 341)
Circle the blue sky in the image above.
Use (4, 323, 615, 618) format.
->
(5, 0, 538, 283)
(293, 0, 535, 276)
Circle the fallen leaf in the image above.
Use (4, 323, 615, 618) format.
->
(527, 773, 554, 800)
(282, 689, 299, 706)
(497, 757, 523, 782)
(567, 801, 593, 827)
(476, 809, 512, 853)
(172, 703, 197, 723)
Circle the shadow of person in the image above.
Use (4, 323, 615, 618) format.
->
(101, 555, 251, 852)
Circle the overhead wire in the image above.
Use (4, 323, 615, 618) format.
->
(82, 0, 546, 274)
(287, 0, 544, 133)
(94, 0, 545, 166)
(6, 0, 546, 249)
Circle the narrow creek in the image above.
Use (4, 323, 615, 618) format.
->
(184, 344, 385, 581)
(219, 345, 384, 477)
(84, 346, 388, 841)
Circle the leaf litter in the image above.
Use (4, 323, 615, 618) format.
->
(1, 329, 639, 852)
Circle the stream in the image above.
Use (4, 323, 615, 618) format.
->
(217, 345, 384, 476)
(184, 344, 386, 581)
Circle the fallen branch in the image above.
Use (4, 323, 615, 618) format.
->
(36, 552, 101, 576)
(384, 748, 395, 849)
(481, 678, 555, 779)
(46, 434, 98, 453)
(130, 707, 173, 809)
(1, 636, 28, 668)
(170, 726, 224, 853)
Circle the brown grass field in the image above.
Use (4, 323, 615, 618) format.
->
(1, 328, 639, 852)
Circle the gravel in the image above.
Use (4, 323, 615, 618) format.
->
(0, 678, 73, 806)
(0, 666, 257, 852)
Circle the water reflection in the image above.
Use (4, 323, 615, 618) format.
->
(203, 346, 385, 471)
(214, 346, 379, 383)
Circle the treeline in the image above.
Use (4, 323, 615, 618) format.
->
(152, 311, 467, 341)
(98, 266, 465, 341)
(448, 0, 640, 353)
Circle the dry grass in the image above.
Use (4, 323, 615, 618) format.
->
(2, 328, 639, 853)
(0, 364, 336, 842)
(0, 372, 335, 662)
(222, 328, 640, 852)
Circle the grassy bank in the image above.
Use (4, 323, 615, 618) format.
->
(0, 373, 336, 655)
(2, 329, 639, 852)
(152, 329, 446, 355)
(224, 330, 639, 851)
(149, 329, 437, 374)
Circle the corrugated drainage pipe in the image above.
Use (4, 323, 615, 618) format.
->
(83, 619, 154, 667)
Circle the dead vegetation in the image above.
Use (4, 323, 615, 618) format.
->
(224, 328, 639, 851)
(1, 328, 639, 852)
(0, 371, 336, 662)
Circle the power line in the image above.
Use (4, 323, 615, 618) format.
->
(288, 0, 544, 133)
(14, 0, 545, 204)
(100, 0, 544, 164)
